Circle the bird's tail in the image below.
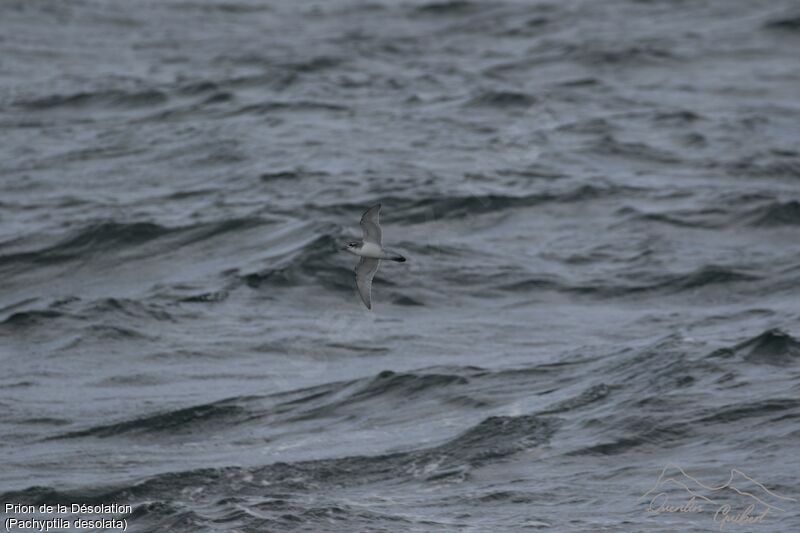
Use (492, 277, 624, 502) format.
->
(382, 251, 406, 262)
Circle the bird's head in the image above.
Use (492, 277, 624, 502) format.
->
(342, 241, 361, 252)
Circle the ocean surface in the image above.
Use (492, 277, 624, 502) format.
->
(1, 0, 800, 531)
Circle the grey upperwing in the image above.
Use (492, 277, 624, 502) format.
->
(360, 204, 382, 246)
(355, 256, 380, 309)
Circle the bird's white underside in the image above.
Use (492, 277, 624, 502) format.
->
(352, 242, 383, 258)
(349, 203, 401, 309)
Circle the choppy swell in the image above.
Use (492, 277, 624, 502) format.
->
(15, 89, 169, 111)
(36, 328, 800, 446)
(47, 369, 477, 440)
(4, 327, 798, 529)
(8, 414, 559, 531)
(315, 183, 639, 223)
(45, 329, 800, 439)
(709, 328, 800, 365)
(2, 207, 796, 333)
(3, 0, 800, 531)
(0, 218, 265, 268)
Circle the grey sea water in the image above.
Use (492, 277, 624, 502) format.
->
(1, 0, 799, 531)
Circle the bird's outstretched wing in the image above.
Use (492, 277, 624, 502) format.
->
(360, 204, 382, 246)
(355, 257, 380, 309)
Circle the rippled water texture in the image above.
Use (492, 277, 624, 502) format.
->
(1, 0, 799, 531)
